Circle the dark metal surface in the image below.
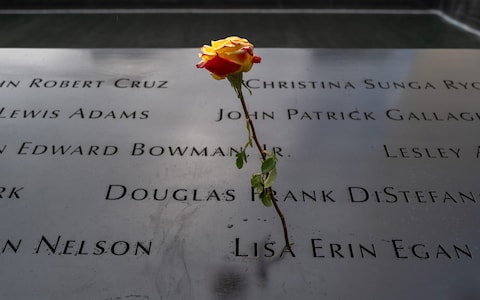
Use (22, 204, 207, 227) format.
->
(0, 11, 479, 48)
(0, 0, 439, 9)
(0, 48, 479, 299)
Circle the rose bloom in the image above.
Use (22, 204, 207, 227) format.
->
(196, 36, 261, 80)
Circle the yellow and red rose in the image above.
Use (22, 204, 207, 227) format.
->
(196, 36, 261, 80)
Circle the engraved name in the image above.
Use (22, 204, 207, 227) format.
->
(234, 238, 473, 260)
(0, 78, 168, 89)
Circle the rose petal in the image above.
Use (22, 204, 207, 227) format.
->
(197, 54, 241, 79)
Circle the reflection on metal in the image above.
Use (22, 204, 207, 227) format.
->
(0, 49, 479, 299)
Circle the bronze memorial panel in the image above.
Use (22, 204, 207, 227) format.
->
(0, 49, 479, 299)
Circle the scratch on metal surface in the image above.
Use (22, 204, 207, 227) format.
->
(105, 295, 150, 300)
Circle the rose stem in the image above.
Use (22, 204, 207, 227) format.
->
(236, 88, 294, 255)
